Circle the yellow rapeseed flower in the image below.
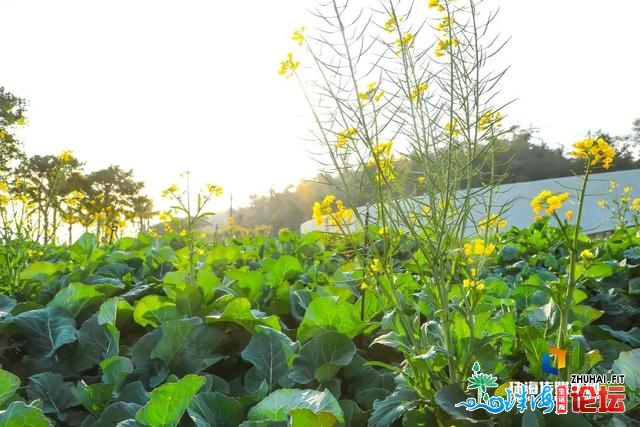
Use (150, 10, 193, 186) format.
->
(565, 210, 574, 220)
(570, 137, 615, 169)
(292, 27, 305, 46)
(384, 13, 403, 33)
(336, 127, 358, 149)
(598, 200, 607, 208)
(437, 16, 455, 32)
(162, 184, 179, 197)
(632, 198, 640, 211)
(530, 190, 569, 216)
(278, 52, 299, 78)
(623, 186, 633, 194)
(395, 32, 415, 49)
(463, 239, 495, 257)
(367, 141, 397, 184)
(434, 38, 459, 57)
(409, 82, 429, 100)
(312, 194, 352, 226)
(478, 214, 507, 229)
(206, 184, 223, 196)
(58, 150, 74, 163)
(463, 278, 485, 291)
(429, 0, 445, 12)
(444, 117, 459, 138)
(478, 109, 502, 131)
(580, 249, 595, 260)
(371, 258, 382, 273)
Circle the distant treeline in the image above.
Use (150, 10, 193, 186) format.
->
(230, 128, 640, 233)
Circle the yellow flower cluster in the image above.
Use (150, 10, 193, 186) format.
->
(478, 214, 507, 229)
(463, 278, 485, 291)
(58, 150, 74, 163)
(429, 0, 445, 12)
(64, 190, 84, 207)
(530, 190, 570, 216)
(478, 109, 502, 131)
(292, 27, 305, 46)
(409, 82, 429, 101)
(0, 181, 9, 207)
(464, 239, 495, 257)
(434, 38, 459, 57)
(580, 249, 595, 260)
(444, 117, 460, 138)
(632, 198, 640, 211)
(370, 258, 382, 273)
(162, 184, 179, 198)
(570, 137, 615, 170)
(463, 268, 485, 291)
(394, 32, 415, 50)
(384, 12, 403, 33)
(437, 16, 455, 32)
(206, 184, 223, 197)
(336, 128, 358, 149)
(359, 82, 384, 103)
(278, 52, 299, 78)
(312, 194, 353, 226)
(367, 141, 397, 184)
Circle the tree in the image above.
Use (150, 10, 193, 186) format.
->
(17, 152, 84, 244)
(82, 166, 145, 243)
(0, 87, 27, 174)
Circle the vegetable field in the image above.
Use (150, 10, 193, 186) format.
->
(0, 219, 638, 425)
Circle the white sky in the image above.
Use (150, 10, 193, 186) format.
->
(1, 0, 639, 214)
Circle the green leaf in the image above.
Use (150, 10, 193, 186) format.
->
(599, 325, 640, 347)
(150, 317, 226, 375)
(70, 233, 102, 263)
(93, 402, 142, 427)
(72, 382, 114, 415)
(339, 400, 369, 427)
(175, 285, 204, 317)
(19, 261, 64, 281)
(241, 326, 297, 390)
(297, 297, 367, 343)
(612, 349, 640, 409)
(27, 372, 78, 417)
(135, 374, 206, 427)
(187, 392, 244, 427)
(369, 388, 419, 427)
(13, 307, 77, 360)
(570, 304, 604, 327)
(522, 409, 544, 427)
(629, 277, 640, 295)
(435, 384, 477, 423)
(73, 314, 120, 372)
(100, 356, 134, 389)
(583, 262, 617, 279)
(48, 282, 105, 317)
(130, 329, 165, 386)
(206, 297, 281, 332)
(247, 389, 344, 423)
(289, 408, 340, 427)
(133, 295, 179, 328)
(97, 298, 134, 327)
(264, 255, 302, 285)
(290, 331, 356, 384)
(226, 269, 264, 301)
(0, 370, 20, 408)
(0, 401, 53, 427)
(0, 295, 15, 328)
